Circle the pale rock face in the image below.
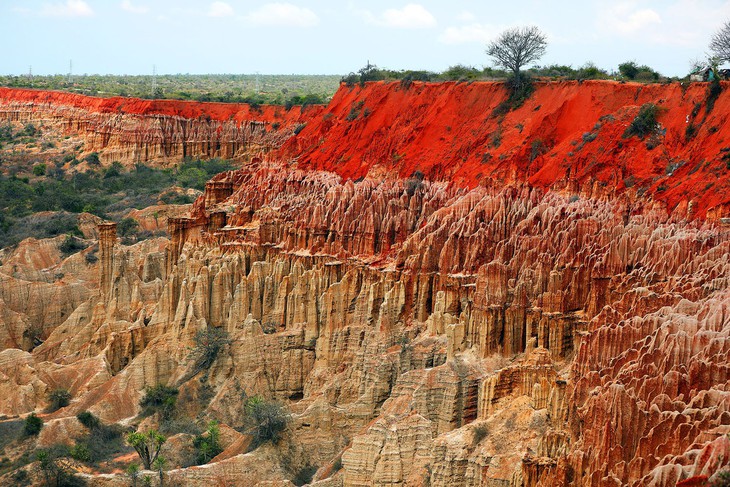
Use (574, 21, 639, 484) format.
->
(4, 163, 729, 486)
(37, 416, 86, 448)
(124, 204, 192, 233)
(0, 235, 96, 351)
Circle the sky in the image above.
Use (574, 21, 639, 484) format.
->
(1, 0, 729, 76)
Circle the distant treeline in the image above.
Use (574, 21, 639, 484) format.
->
(341, 61, 666, 87)
(0, 73, 340, 107)
(0, 62, 672, 107)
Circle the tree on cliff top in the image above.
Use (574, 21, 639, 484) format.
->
(487, 26, 547, 112)
(710, 20, 730, 62)
(486, 26, 547, 79)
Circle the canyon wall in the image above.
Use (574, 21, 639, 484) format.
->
(285, 80, 730, 219)
(0, 87, 318, 166)
(0, 81, 729, 486)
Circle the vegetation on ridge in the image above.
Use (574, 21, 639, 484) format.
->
(0, 73, 338, 106)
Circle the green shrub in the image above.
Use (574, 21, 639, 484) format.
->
(117, 217, 139, 238)
(47, 388, 72, 412)
(619, 61, 659, 81)
(293, 465, 318, 486)
(0, 419, 24, 450)
(0, 124, 14, 142)
(69, 443, 91, 462)
(497, 72, 535, 114)
(706, 77, 722, 114)
(140, 385, 179, 419)
(712, 469, 730, 486)
(356, 62, 383, 86)
(103, 161, 123, 179)
(623, 104, 659, 139)
(11, 469, 30, 486)
(530, 139, 548, 161)
(126, 464, 141, 486)
(573, 62, 608, 80)
(33, 164, 47, 176)
(618, 61, 639, 79)
(22, 123, 38, 137)
(193, 421, 223, 464)
(243, 396, 290, 446)
(36, 448, 87, 487)
(76, 411, 100, 429)
(73, 412, 127, 464)
(159, 190, 193, 205)
(346, 101, 365, 121)
(489, 126, 503, 148)
(472, 424, 489, 445)
(188, 327, 231, 371)
(441, 64, 480, 81)
(23, 413, 43, 436)
(59, 235, 87, 256)
(84, 152, 100, 166)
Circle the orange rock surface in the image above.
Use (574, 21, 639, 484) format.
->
(283, 80, 730, 219)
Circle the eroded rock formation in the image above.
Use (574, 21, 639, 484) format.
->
(1, 81, 729, 486)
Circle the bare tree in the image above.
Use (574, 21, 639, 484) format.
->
(710, 20, 730, 62)
(486, 26, 548, 78)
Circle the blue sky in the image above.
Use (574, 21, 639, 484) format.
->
(1, 0, 729, 76)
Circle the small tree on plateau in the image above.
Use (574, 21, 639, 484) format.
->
(487, 26, 548, 83)
(710, 19, 730, 62)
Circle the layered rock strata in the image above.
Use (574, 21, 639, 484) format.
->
(0, 87, 318, 166)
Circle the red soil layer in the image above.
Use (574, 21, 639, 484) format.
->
(3, 81, 729, 218)
(282, 80, 730, 219)
(0, 86, 317, 124)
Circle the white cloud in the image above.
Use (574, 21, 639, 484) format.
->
(599, 2, 661, 35)
(208, 1, 234, 17)
(648, 0, 729, 47)
(383, 4, 436, 28)
(360, 3, 436, 29)
(596, 0, 722, 47)
(609, 6, 661, 34)
(40, 0, 93, 17)
(439, 23, 496, 44)
(244, 3, 319, 27)
(456, 10, 475, 23)
(121, 0, 149, 14)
